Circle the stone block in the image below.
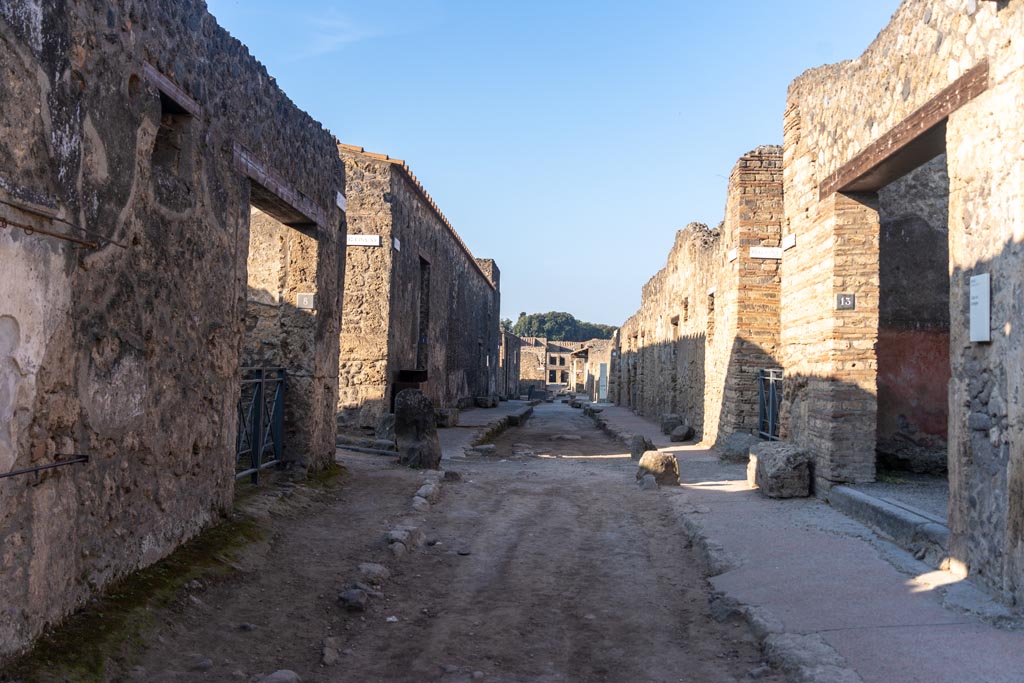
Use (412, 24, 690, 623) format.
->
(435, 407, 460, 428)
(630, 435, 656, 461)
(394, 389, 442, 469)
(475, 395, 498, 409)
(636, 450, 679, 486)
(748, 442, 812, 498)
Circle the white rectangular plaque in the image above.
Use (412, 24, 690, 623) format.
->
(970, 273, 991, 342)
(727, 248, 738, 263)
(296, 293, 315, 310)
(346, 234, 381, 247)
(750, 246, 783, 260)
(782, 234, 796, 251)
(336, 192, 347, 211)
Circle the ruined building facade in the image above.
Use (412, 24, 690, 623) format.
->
(0, 0, 348, 660)
(613, 0, 1024, 606)
(612, 146, 784, 445)
(336, 145, 500, 431)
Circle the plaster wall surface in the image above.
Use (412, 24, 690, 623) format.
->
(0, 0, 345, 660)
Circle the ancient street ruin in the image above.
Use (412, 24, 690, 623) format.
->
(3, 1, 1024, 682)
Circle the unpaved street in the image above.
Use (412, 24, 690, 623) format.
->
(20, 403, 780, 683)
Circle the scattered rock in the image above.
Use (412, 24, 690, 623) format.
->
(358, 562, 390, 583)
(443, 470, 462, 482)
(395, 389, 442, 469)
(386, 615, 399, 623)
(258, 671, 301, 683)
(670, 422, 695, 442)
(720, 432, 760, 463)
(441, 664, 460, 674)
(660, 413, 682, 434)
(238, 622, 258, 632)
(551, 434, 582, 441)
(637, 473, 659, 490)
(190, 657, 214, 672)
(411, 496, 430, 512)
(472, 672, 485, 680)
(637, 450, 680, 486)
(387, 528, 411, 545)
(338, 589, 368, 611)
(467, 444, 497, 456)
(458, 549, 472, 556)
(390, 541, 408, 557)
(630, 435, 656, 460)
(748, 442, 812, 498)
(416, 483, 439, 502)
(322, 637, 342, 666)
(352, 580, 384, 599)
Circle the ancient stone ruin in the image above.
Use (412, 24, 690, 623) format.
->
(610, 0, 1024, 605)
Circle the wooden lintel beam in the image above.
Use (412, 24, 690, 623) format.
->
(819, 60, 989, 198)
(142, 62, 204, 119)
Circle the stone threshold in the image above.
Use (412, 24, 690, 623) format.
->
(826, 485, 949, 565)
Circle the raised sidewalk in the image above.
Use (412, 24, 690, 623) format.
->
(594, 404, 1024, 683)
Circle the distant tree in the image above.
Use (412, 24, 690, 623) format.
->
(499, 318, 513, 332)
(511, 311, 617, 341)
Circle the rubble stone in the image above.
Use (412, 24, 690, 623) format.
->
(636, 451, 679, 486)
(748, 442, 812, 498)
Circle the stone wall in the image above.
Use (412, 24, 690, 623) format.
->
(782, 0, 1024, 601)
(0, 0, 345, 661)
(337, 146, 499, 427)
(519, 336, 548, 394)
(337, 153, 394, 427)
(498, 331, 523, 399)
(613, 147, 784, 445)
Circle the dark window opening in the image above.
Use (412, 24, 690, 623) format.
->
(151, 90, 195, 209)
(560, 370, 569, 383)
(548, 370, 556, 383)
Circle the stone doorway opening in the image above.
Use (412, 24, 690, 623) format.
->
(823, 122, 964, 523)
(875, 156, 951, 483)
(235, 146, 331, 473)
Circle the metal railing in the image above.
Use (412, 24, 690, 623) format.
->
(0, 455, 90, 480)
(758, 368, 783, 441)
(236, 367, 285, 483)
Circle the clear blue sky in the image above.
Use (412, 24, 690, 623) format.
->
(206, 0, 901, 326)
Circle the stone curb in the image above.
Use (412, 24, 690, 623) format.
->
(597, 410, 864, 683)
(685, 511, 864, 683)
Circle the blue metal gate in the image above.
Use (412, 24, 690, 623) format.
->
(758, 369, 783, 441)
(236, 367, 285, 483)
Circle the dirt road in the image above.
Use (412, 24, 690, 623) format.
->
(15, 403, 781, 683)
